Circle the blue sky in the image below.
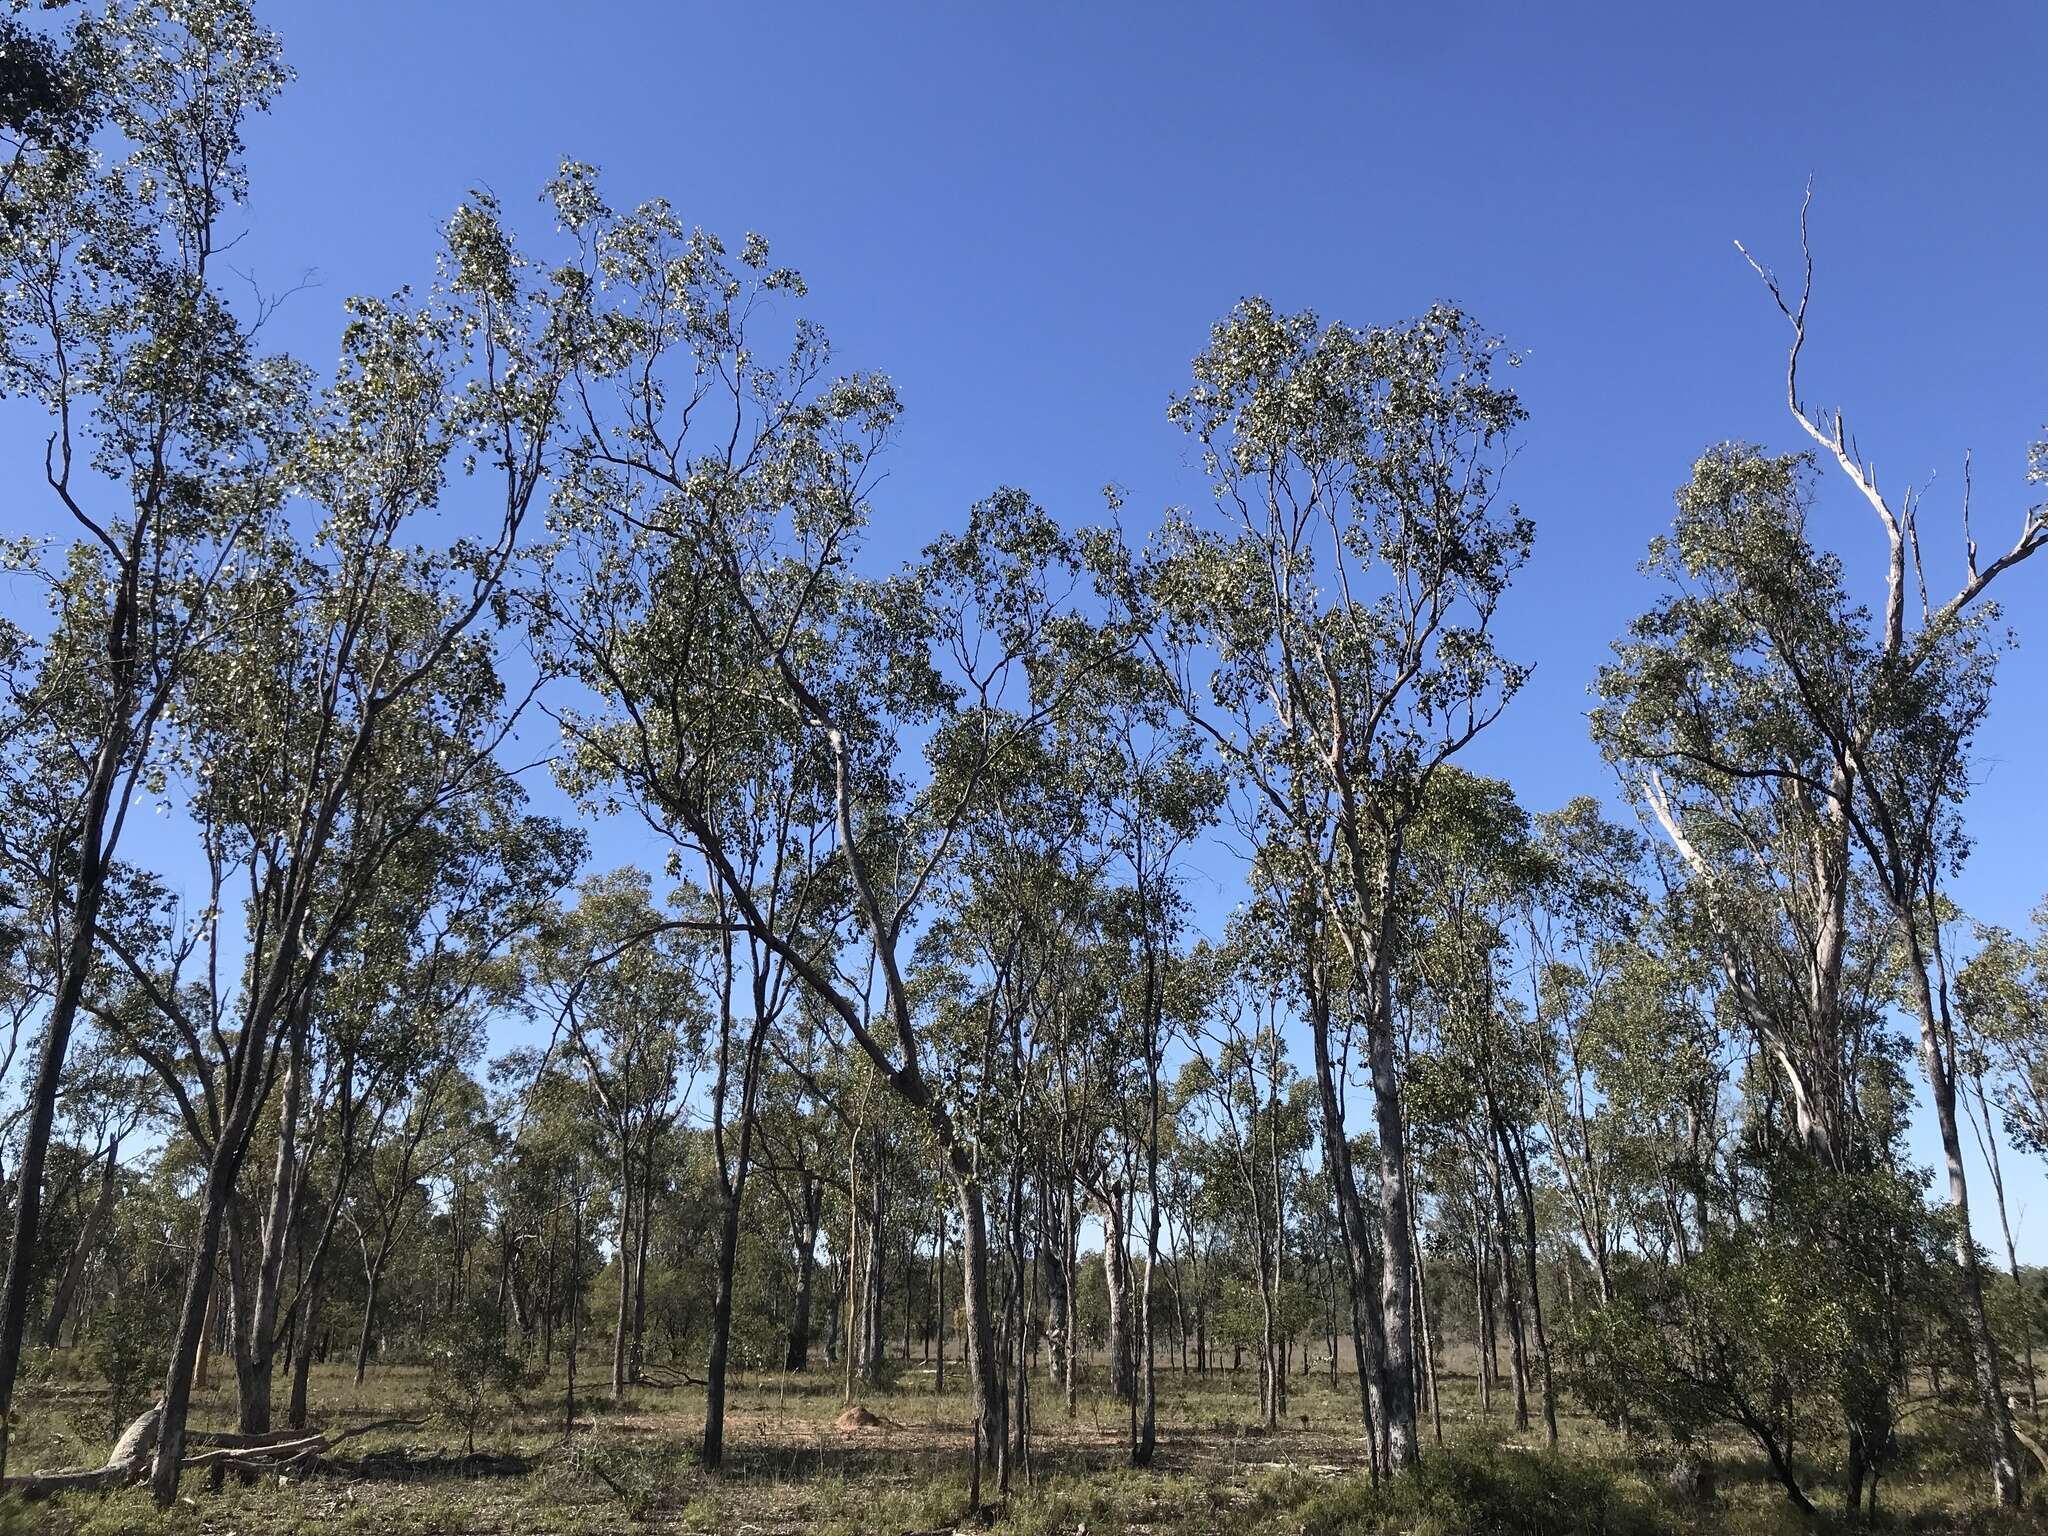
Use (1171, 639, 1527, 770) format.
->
(12, 2, 2048, 1249)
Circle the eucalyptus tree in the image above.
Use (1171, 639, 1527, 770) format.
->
(1595, 424, 2040, 1507)
(1957, 905, 2048, 1166)
(1957, 905, 2048, 1406)
(908, 713, 1106, 1487)
(0, 1, 294, 1474)
(539, 162, 1114, 1469)
(1035, 901, 1124, 1410)
(272, 778, 574, 1428)
(1058, 646, 1221, 1464)
(345, 1034, 489, 1383)
(1593, 211, 2047, 1506)
(750, 1038, 838, 1372)
(1178, 942, 1312, 1429)
(1130, 298, 1531, 1466)
(1521, 799, 1654, 1308)
(1399, 769, 1558, 1447)
(66, 172, 579, 1500)
(527, 870, 702, 1396)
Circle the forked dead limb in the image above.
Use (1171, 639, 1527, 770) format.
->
(0, 1407, 443, 1502)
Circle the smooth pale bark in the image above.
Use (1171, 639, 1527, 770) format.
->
(1101, 1188, 1134, 1405)
(954, 1170, 1005, 1467)
(1363, 968, 1421, 1468)
(611, 1146, 633, 1398)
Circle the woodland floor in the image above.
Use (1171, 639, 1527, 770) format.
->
(3, 1355, 2043, 1535)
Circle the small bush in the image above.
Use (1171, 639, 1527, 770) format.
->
(1290, 1436, 1668, 1536)
(426, 1296, 536, 1454)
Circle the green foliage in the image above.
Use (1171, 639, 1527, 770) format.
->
(426, 1296, 536, 1455)
(1278, 1438, 1666, 1536)
(76, 1288, 168, 1444)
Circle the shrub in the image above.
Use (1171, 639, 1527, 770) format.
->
(1289, 1436, 1667, 1536)
(425, 1296, 535, 1454)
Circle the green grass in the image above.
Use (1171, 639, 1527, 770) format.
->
(3, 1351, 2042, 1533)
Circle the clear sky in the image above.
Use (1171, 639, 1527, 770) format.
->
(14, 2, 2048, 1250)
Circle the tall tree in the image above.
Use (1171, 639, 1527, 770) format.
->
(0, 0, 289, 1475)
(1132, 298, 1531, 1466)
(540, 163, 1117, 1469)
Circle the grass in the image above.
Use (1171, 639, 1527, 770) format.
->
(3, 1350, 2042, 1533)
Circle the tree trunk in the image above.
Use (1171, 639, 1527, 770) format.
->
(612, 1145, 633, 1398)
(238, 1000, 312, 1434)
(0, 696, 126, 1479)
(1102, 1188, 1134, 1404)
(954, 1172, 1005, 1468)
(702, 1017, 767, 1469)
(1136, 1070, 1162, 1466)
(1498, 1116, 1557, 1449)
(1063, 1185, 1079, 1413)
(1971, 1075, 2037, 1411)
(1902, 945, 2021, 1505)
(286, 1261, 326, 1431)
(1309, 979, 1388, 1469)
(41, 1138, 121, 1349)
(630, 1173, 653, 1383)
(149, 1157, 236, 1506)
(701, 1170, 746, 1468)
(354, 1262, 385, 1387)
(1364, 977, 1420, 1467)
(785, 1175, 820, 1371)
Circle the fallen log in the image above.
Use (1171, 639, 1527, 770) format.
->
(0, 1410, 440, 1500)
(0, 1401, 160, 1500)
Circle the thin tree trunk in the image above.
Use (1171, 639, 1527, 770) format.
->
(149, 1159, 236, 1506)
(1309, 977, 1388, 1470)
(955, 1171, 1005, 1468)
(238, 1000, 312, 1434)
(1103, 1188, 1134, 1404)
(41, 1138, 121, 1349)
(1968, 1073, 2037, 1411)
(1499, 1116, 1558, 1449)
(612, 1144, 633, 1398)
(286, 1260, 326, 1431)
(786, 1175, 820, 1371)
(354, 1262, 385, 1386)
(0, 681, 127, 1479)
(1902, 945, 2021, 1505)
(1136, 1062, 1162, 1466)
